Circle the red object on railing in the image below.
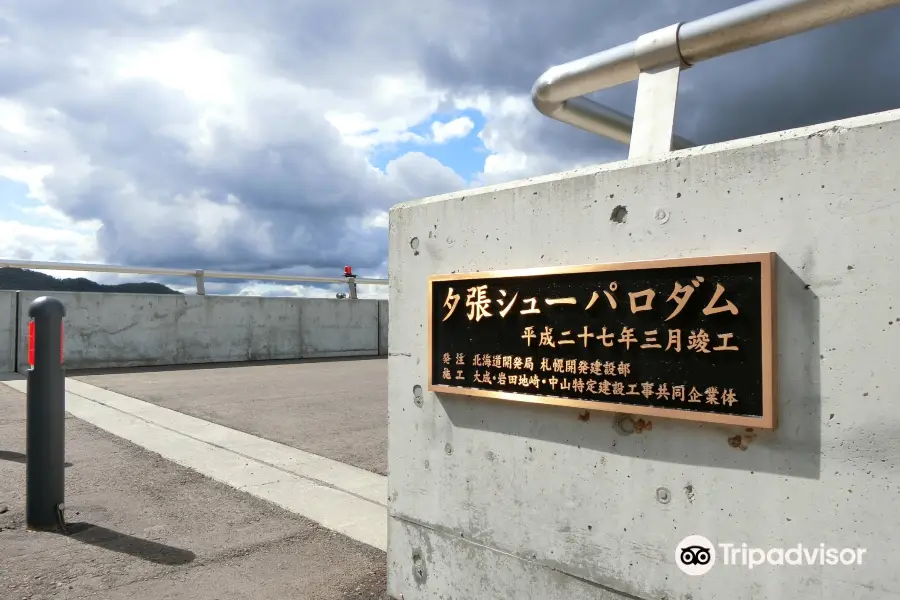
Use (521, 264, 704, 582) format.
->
(28, 320, 34, 367)
(344, 265, 353, 277)
(27, 320, 64, 366)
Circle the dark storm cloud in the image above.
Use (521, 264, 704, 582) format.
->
(678, 12, 900, 143)
(414, 0, 900, 151)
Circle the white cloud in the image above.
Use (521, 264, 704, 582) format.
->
(0, 99, 42, 141)
(226, 280, 388, 300)
(362, 211, 389, 229)
(454, 93, 596, 185)
(381, 152, 465, 196)
(430, 116, 474, 143)
(113, 32, 240, 106)
(325, 73, 449, 149)
(0, 214, 102, 265)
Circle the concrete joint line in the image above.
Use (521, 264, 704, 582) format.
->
(390, 513, 646, 599)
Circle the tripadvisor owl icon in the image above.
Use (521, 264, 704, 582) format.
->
(676, 535, 716, 576)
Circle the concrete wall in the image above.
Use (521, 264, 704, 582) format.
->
(379, 300, 389, 356)
(296, 297, 380, 359)
(387, 109, 900, 599)
(0, 291, 17, 372)
(14, 291, 386, 371)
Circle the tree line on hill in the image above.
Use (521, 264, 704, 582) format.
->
(0, 267, 181, 295)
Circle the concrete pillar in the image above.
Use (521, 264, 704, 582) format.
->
(387, 109, 900, 599)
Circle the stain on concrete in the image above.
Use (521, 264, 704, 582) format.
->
(684, 483, 695, 504)
(411, 550, 428, 585)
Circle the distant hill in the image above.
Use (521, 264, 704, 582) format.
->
(0, 267, 182, 295)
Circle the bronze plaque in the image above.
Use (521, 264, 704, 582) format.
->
(428, 253, 776, 429)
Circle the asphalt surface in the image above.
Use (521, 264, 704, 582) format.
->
(72, 357, 388, 475)
(0, 384, 387, 600)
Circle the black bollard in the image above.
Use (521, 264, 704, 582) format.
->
(25, 296, 67, 531)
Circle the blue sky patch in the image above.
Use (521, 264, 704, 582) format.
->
(368, 108, 488, 182)
(0, 178, 38, 225)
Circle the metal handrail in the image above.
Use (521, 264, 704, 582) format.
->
(0, 259, 387, 298)
(532, 0, 900, 152)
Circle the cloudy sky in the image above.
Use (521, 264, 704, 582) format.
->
(1, 0, 899, 298)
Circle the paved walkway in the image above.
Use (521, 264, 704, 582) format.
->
(72, 358, 388, 475)
(0, 382, 387, 599)
(1, 374, 387, 551)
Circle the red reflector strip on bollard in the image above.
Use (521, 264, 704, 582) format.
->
(27, 320, 64, 366)
(28, 320, 35, 367)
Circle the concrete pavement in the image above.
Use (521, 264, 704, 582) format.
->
(1, 374, 387, 551)
(0, 383, 387, 600)
(71, 358, 388, 475)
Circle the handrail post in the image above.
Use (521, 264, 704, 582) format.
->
(26, 296, 67, 531)
(195, 269, 206, 295)
(629, 23, 688, 159)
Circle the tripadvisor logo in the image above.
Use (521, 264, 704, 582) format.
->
(675, 535, 867, 575)
(675, 535, 716, 576)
